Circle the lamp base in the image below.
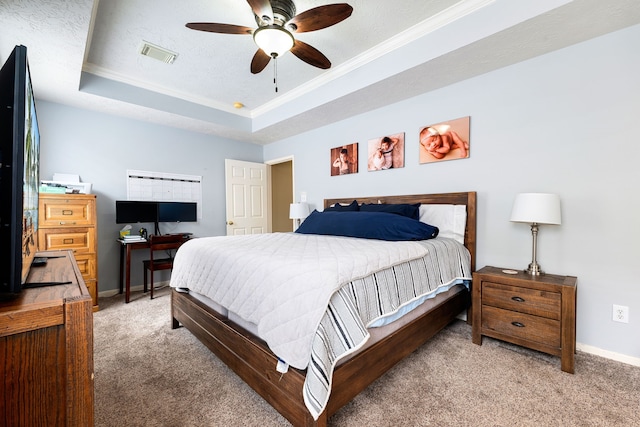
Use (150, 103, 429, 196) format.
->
(525, 223, 544, 275)
(525, 262, 543, 276)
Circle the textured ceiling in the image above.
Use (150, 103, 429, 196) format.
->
(1, 0, 640, 145)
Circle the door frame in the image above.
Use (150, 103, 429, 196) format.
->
(265, 155, 295, 231)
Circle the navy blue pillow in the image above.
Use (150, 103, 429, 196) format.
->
(359, 203, 420, 220)
(296, 210, 439, 241)
(324, 200, 359, 211)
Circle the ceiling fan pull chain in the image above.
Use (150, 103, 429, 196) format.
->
(274, 56, 278, 93)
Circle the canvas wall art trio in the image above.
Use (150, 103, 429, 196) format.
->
(330, 116, 470, 177)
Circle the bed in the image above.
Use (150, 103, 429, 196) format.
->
(170, 192, 476, 426)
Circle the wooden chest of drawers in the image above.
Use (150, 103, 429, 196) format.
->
(472, 266, 577, 373)
(38, 193, 99, 311)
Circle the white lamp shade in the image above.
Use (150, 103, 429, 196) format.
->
(289, 203, 310, 220)
(510, 193, 561, 225)
(253, 26, 294, 58)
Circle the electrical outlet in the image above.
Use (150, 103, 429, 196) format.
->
(612, 305, 629, 323)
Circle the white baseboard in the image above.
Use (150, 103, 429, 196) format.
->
(577, 342, 640, 367)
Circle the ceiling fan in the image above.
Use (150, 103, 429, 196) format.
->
(186, 0, 353, 75)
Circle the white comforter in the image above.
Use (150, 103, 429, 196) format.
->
(169, 233, 428, 369)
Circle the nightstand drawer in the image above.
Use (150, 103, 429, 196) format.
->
(482, 281, 561, 320)
(481, 305, 561, 348)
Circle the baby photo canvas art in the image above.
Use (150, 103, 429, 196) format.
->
(367, 132, 405, 171)
(330, 143, 358, 176)
(419, 116, 470, 164)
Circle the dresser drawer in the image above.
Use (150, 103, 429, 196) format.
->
(482, 281, 561, 320)
(38, 228, 95, 253)
(72, 253, 96, 280)
(39, 197, 95, 226)
(481, 305, 561, 348)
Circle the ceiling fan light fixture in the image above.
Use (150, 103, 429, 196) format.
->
(253, 25, 294, 58)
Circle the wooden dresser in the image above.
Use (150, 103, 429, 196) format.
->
(0, 250, 94, 426)
(38, 193, 99, 311)
(472, 266, 577, 373)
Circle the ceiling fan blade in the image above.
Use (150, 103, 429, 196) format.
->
(289, 4, 353, 33)
(186, 22, 253, 35)
(291, 40, 331, 69)
(246, 0, 273, 21)
(251, 49, 272, 74)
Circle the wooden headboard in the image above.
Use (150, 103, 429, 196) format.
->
(324, 192, 477, 272)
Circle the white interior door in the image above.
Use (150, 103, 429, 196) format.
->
(224, 159, 269, 235)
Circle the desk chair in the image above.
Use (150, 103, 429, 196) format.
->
(142, 234, 187, 299)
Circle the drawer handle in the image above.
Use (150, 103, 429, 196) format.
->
(511, 321, 525, 328)
(62, 210, 74, 216)
(511, 296, 525, 303)
(63, 238, 74, 244)
(59, 221, 77, 225)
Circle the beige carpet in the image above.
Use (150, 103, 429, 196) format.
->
(94, 287, 640, 426)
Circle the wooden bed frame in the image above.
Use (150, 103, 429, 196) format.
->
(171, 192, 476, 426)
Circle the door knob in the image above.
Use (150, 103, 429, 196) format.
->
(227, 220, 234, 225)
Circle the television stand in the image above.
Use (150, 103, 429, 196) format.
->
(0, 250, 94, 426)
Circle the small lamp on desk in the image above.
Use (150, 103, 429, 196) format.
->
(510, 193, 561, 275)
(289, 203, 309, 231)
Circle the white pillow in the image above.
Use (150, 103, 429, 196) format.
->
(418, 204, 467, 244)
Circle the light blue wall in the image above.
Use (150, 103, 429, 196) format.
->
(265, 24, 640, 359)
(37, 102, 263, 293)
(36, 24, 639, 360)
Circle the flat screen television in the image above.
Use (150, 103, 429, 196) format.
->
(0, 45, 40, 298)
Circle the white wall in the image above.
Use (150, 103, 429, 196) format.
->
(37, 102, 263, 293)
(264, 25, 640, 361)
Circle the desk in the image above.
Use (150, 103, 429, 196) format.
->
(118, 234, 191, 303)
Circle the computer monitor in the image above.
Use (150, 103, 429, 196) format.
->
(158, 202, 197, 222)
(115, 201, 158, 224)
(116, 200, 197, 235)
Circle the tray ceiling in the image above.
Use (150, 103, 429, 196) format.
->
(1, 0, 639, 144)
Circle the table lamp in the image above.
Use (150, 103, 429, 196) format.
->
(510, 193, 561, 275)
(289, 203, 309, 230)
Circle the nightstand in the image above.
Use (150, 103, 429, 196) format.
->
(472, 266, 577, 373)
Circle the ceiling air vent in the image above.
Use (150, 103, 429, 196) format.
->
(139, 41, 178, 64)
